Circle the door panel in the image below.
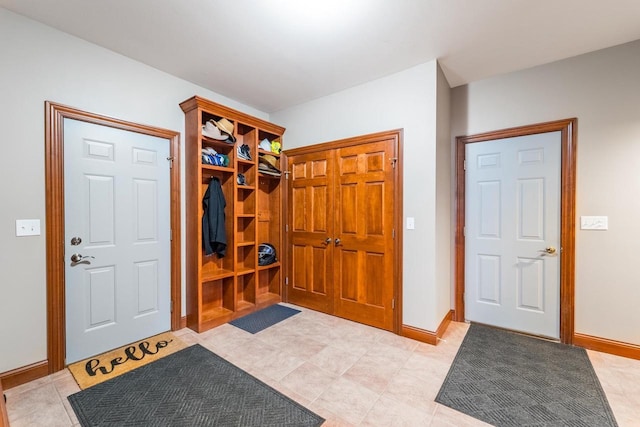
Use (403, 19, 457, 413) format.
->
(333, 140, 395, 330)
(85, 266, 116, 328)
(465, 132, 560, 338)
(135, 260, 159, 315)
(287, 151, 334, 312)
(64, 119, 171, 363)
(86, 175, 115, 244)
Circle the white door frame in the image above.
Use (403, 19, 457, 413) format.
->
(45, 101, 181, 372)
(454, 119, 577, 344)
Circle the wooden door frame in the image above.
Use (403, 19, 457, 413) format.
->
(45, 101, 181, 373)
(455, 119, 577, 344)
(282, 129, 404, 333)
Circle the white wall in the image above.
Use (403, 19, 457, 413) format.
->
(435, 64, 452, 327)
(451, 39, 640, 345)
(0, 8, 268, 373)
(271, 61, 448, 332)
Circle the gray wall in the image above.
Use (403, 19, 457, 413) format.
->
(0, 8, 267, 373)
(271, 61, 453, 332)
(435, 64, 452, 324)
(451, 39, 640, 345)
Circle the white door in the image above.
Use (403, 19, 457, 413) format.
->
(64, 119, 171, 363)
(465, 131, 561, 339)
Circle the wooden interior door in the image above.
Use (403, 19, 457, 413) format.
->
(286, 132, 398, 332)
(287, 150, 335, 312)
(333, 139, 396, 330)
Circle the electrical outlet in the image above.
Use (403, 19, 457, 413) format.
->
(16, 219, 41, 236)
(406, 217, 415, 230)
(580, 216, 608, 230)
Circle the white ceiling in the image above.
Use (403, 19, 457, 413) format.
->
(2, 0, 640, 113)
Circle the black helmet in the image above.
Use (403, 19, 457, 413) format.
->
(258, 243, 277, 266)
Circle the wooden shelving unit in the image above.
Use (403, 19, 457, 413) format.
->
(180, 96, 285, 332)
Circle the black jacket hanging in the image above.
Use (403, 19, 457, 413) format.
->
(202, 177, 227, 257)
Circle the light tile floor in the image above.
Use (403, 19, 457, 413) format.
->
(5, 304, 640, 426)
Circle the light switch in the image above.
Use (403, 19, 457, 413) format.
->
(406, 217, 415, 230)
(16, 219, 41, 236)
(580, 216, 608, 230)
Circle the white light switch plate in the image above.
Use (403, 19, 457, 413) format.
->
(580, 216, 608, 230)
(406, 217, 415, 230)
(16, 219, 41, 236)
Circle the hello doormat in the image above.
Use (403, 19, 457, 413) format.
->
(68, 331, 188, 389)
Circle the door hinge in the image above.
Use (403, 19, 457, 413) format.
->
(284, 170, 291, 180)
(392, 229, 395, 239)
(170, 300, 174, 312)
(463, 227, 466, 237)
(392, 298, 395, 309)
(170, 229, 173, 241)
(285, 277, 289, 285)
(167, 156, 174, 168)
(390, 157, 398, 168)
(285, 224, 289, 232)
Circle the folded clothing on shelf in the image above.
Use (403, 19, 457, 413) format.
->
(202, 147, 229, 167)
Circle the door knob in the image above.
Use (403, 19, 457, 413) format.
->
(539, 246, 557, 256)
(324, 237, 332, 245)
(334, 238, 341, 245)
(70, 253, 95, 264)
(70, 236, 82, 246)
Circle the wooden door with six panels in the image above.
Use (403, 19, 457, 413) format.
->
(286, 131, 399, 331)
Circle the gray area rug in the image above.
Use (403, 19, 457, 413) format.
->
(68, 344, 324, 426)
(229, 304, 300, 334)
(230, 304, 300, 334)
(435, 323, 618, 427)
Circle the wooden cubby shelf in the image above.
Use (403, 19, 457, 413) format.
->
(256, 292, 281, 307)
(258, 149, 280, 157)
(200, 271, 235, 283)
(202, 164, 233, 173)
(181, 95, 285, 333)
(258, 262, 281, 271)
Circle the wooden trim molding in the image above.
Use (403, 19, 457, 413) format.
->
(0, 380, 8, 427)
(0, 361, 49, 391)
(454, 119, 577, 344)
(394, 130, 405, 335)
(45, 101, 182, 374)
(573, 333, 640, 361)
(401, 310, 454, 345)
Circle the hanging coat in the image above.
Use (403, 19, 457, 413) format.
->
(202, 177, 227, 257)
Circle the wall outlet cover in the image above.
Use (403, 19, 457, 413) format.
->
(580, 216, 608, 230)
(16, 219, 41, 236)
(406, 217, 415, 230)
